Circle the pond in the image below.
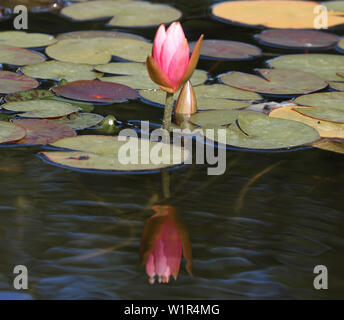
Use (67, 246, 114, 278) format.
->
(0, 0, 343, 299)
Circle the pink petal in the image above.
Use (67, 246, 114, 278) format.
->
(154, 239, 168, 276)
(160, 22, 187, 75)
(146, 253, 155, 278)
(167, 39, 190, 89)
(153, 24, 167, 67)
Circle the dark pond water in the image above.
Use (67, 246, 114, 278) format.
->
(0, 0, 344, 299)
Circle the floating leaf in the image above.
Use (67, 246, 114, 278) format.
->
(323, 1, 344, 12)
(56, 30, 148, 42)
(46, 96, 95, 113)
(12, 119, 76, 145)
(139, 84, 261, 110)
(41, 135, 189, 172)
(0, 71, 39, 94)
(2, 100, 79, 118)
(95, 62, 147, 75)
(220, 69, 327, 96)
(189, 39, 261, 61)
(99, 69, 208, 89)
(255, 29, 340, 50)
(0, 121, 26, 144)
(267, 54, 344, 81)
(329, 81, 344, 91)
(270, 106, 344, 138)
(21, 61, 103, 81)
(211, 0, 344, 29)
(0, 45, 46, 65)
(52, 113, 104, 130)
(294, 91, 344, 110)
(311, 138, 344, 154)
(5, 89, 52, 102)
(200, 111, 320, 150)
(337, 38, 344, 53)
(0, 31, 56, 48)
(190, 110, 239, 127)
(61, 0, 182, 28)
(52, 80, 138, 103)
(46, 38, 152, 64)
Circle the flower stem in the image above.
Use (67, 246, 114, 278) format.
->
(163, 92, 174, 132)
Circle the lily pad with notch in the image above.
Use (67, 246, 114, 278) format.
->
(219, 69, 328, 97)
(267, 54, 344, 81)
(40, 135, 189, 173)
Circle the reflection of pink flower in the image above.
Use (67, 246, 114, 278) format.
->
(146, 22, 203, 93)
(140, 205, 192, 284)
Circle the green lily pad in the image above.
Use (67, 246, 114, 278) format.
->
(99, 69, 208, 90)
(56, 30, 148, 42)
(139, 84, 261, 110)
(190, 110, 239, 127)
(337, 38, 344, 53)
(255, 29, 340, 50)
(267, 54, 344, 81)
(61, 0, 182, 28)
(189, 39, 262, 61)
(201, 111, 320, 150)
(322, 1, 344, 12)
(46, 38, 152, 64)
(0, 71, 39, 94)
(294, 92, 344, 123)
(220, 69, 327, 96)
(40, 135, 189, 172)
(0, 121, 26, 144)
(0, 31, 56, 48)
(0, 45, 46, 65)
(12, 118, 76, 145)
(94, 62, 147, 75)
(52, 80, 138, 103)
(21, 61, 103, 82)
(329, 81, 344, 91)
(2, 100, 79, 118)
(46, 96, 95, 113)
(5, 89, 53, 102)
(52, 113, 104, 130)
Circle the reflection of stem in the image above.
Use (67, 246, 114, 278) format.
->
(207, 60, 222, 73)
(235, 161, 283, 216)
(163, 92, 174, 131)
(161, 169, 171, 200)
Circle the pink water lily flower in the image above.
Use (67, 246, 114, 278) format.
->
(140, 205, 192, 284)
(146, 22, 203, 93)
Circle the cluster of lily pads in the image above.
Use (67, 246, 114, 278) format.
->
(0, 0, 344, 173)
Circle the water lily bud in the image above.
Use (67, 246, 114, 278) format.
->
(174, 80, 197, 116)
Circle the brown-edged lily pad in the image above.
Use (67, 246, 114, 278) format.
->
(52, 80, 138, 103)
(329, 82, 344, 91)
(0, 121, 26, 144)
(189, 39, 261, 61)
(311, 138, 344, 155)
(40, 135, 189, 172)
(220, 69, 327, 97)
(0, 45, 46, 65)
(12, 119, 76, 145)
(2, 100, 79, 118)
(255, 29, 340, 50)
(0, 71, 39, 94)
